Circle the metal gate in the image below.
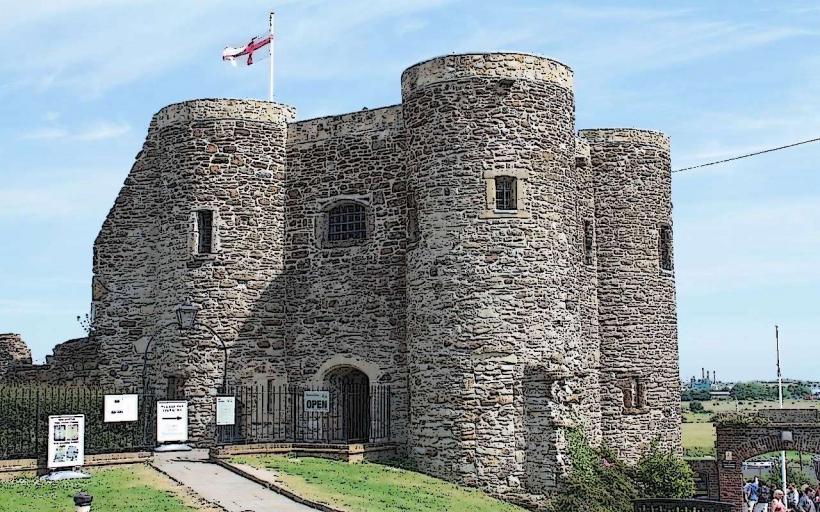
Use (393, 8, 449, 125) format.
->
(216, 385, 391, 445)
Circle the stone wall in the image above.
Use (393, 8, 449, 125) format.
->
(0, 335, 98, 385)
(0, 334, 31, 376)
(581, 128, 681, 461)
(286, 105, 409, 443)
(686, 458, 720, 500)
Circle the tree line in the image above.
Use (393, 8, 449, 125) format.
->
(682, 381, 814, 402)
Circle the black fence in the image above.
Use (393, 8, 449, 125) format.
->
(633, 499, 734, 512)
(216, 385, 391, 445)
(0, 385, 156, 460)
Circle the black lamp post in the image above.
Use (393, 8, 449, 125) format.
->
(141, 297, 229, 397)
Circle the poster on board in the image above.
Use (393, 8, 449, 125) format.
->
(156, 401, 188, 443)
(104, 394, 139, 422)
(47, 415, 85, 469)
(215, 396, 236, 426)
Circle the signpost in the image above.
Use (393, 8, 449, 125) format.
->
(215, 396, 236, 426)
(104, 394, 139, 423)
(304, 390, 330, 413)
(156, 401, 188, 443)
(47, 415, 85, 469)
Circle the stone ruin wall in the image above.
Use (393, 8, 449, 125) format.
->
(0, 333, 32, 376)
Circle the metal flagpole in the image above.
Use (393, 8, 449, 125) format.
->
(777, 324, 786, 496)
(269, 12, 275, 101)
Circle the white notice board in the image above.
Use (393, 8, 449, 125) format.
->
(156, 401, 188, 443)
(215, 396, 236, 426)
(47, 415, 85, 469)
(304, 391, 330, 413)
(104, 394, 139, 422)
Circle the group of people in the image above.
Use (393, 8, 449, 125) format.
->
(744, 477, 820, 512)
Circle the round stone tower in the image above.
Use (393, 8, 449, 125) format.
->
(93, 99, 294, 442)
(402, 53, 598, 495)
(579, 128, 680, 460)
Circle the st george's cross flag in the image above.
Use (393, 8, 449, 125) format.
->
(221, 33, 272, 66)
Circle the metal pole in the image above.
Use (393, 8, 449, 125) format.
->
(777, 324, 786, 496)
(269, 11, 275, 101)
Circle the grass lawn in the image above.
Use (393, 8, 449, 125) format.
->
(682, 422, 716, 457)
(0, 464, 213, 512)
(232, 455, 526, 512)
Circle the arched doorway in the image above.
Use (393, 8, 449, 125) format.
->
(716, 409, 820, 511)
(324, 366, 370, 443)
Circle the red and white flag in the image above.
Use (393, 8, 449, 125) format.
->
(222, 13, 276, 101)
(222, 33, 272, 66)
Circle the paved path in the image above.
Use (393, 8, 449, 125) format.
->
(152, 449, 317, 512)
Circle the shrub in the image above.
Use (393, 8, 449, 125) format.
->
(689, 401, 705, 413)
(634, 440, 696, 499)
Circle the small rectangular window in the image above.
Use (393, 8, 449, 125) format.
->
(624, 377, 647, 410)
(583, 220, 593, 265)
(495, 176, 517, 211)
(167, 376, 185, 400)
(659, 224, 673, 271)
(197, 210, 214, 254)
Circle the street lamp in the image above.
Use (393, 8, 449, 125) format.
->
(175, 297, 199, 330)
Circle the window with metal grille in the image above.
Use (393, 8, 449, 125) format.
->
(495, 176, 517, 211)
(196, 210, 214, 254)
(328, 203, 367, 242)
(583, 220, 594, 265)
(659, 224, 673, 271)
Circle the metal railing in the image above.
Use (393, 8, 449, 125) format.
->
(0, 385, 156, 460)
(633, 499, 735, 512)
(216, 384, 391, 445)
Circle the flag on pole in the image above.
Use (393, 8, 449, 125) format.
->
(222, 33, 272, 66)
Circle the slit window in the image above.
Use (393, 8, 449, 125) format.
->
(659, 224, 673, 271)
(495, 176, 517, 211)
(583, 220, 593, 265)
(624, 377, 647, 410)
(328, 203, 367, 241)
(196, 210, 214, 254)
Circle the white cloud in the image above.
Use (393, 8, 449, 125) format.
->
(20, 127, 69, 141)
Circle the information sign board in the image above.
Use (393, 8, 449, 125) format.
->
(104, 394, 139, 422)
(304, 391, 330, 413)
(47, 415, 85, 469)
(215, 396, 236, 426)
(156, 401, 188, 443)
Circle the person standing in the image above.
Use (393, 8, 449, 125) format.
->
(798, 486, 816, 512)
(771, 489, 788, 512)
(745, 477, 760, 512)
(789, 483, 801, 510)
(759, 481, 771, 512)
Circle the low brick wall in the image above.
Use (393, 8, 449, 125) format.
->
(211, 442, 399, 463)
(0, 451, 152, 478)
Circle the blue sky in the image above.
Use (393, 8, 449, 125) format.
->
(0, 1, 818, 381)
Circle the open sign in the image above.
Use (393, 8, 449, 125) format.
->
(304, 391, 330, 413)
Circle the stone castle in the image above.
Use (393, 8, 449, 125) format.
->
(2, 53, 681, 499)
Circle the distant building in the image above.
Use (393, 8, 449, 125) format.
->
(689, 368, 717, 392)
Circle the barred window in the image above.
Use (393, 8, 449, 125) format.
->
(495, 176, 517, 211)
(328, 203, 367, 242)
(196, 210, 214, 254)
(659, 224, 673, 271)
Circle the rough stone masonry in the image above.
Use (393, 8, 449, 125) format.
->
(9, 52, 682, 501)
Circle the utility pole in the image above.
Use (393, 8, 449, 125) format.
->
(777, 324, 787, 495)
(269, 12, 275, 102)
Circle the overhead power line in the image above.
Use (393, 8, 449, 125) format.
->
(673, 136, 820, 173)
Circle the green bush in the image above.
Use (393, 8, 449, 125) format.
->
(689, 401, 705, 413)
(634, 440, 695, 499)
(545, 432, 694, 512)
